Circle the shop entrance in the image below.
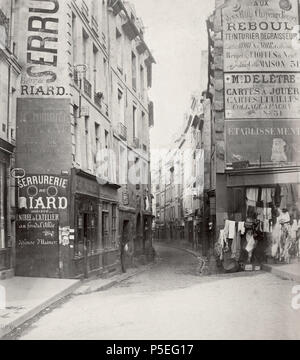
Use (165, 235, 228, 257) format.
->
(76, 199, 98, 278)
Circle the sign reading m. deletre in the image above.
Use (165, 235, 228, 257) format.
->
(225, 72, 300, 119)
(223, 0, 300, 72)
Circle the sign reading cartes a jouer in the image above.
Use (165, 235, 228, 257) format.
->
(223, 0, 300, 72)
(18, 0, 70, 97)
(225, 72, 300, 119)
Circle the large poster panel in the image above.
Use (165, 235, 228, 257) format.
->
(16, 175, 69, 277)
(223, 0, 300, 72)
(226, 120, 300, 164)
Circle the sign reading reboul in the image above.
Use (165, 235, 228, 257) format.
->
(18, 0, 69, 97)
(223, 0, 300, 72)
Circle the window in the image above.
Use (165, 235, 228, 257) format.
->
(112, 204, 117, 248)
(95, 123, 100, 162)
(93, 45, 98, 91)
(85, 116, 91, 170)
(118, 89, 125, 125)
(133, 105, 137, 139)
(131, 52, 137, 90)
(105, 130, 109, 149)
(119, 145, 128, 185)
(72, 13, 77, 65)
(140, 65, 145, 99)
(82, 29, 89, 79)
(116, 28, 123, 71)
(0, 163, 6, 249)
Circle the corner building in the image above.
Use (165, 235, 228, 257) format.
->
(14, 0, 155, 278)
(207, 0, 300, 268)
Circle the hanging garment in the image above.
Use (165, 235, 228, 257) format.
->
(271, 223, 281, 259)
(224, 220, 230, 238)
(278, 211, 291, 225)
(264, 220, 270, 233)
(228, 221, 236, 239)
(238, 222, 245, 235)
(246, 233, 256, 252)
(232, 231, 242, 261)
(261, 188, 272, 206)
(246, 188, 259, 207)
(274, 185, 282, 207)
(257, 207, 264, 222)
(291, 220, 298, 240)
(280, 185, 289, 209)
(263, 208, 272, 221)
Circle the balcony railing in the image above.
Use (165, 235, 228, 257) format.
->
(81, 0, 89, 22)
(91, 16, 99, 37)
(83, 78, 92, 98)
(119, 123, 127, 141)
(94, 92, 103, 108)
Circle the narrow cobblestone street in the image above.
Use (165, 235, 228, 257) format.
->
(11, 244, 300, 340)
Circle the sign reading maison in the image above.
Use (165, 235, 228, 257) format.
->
(225, 72, 300, 119)
(18, 0, 69, 97)
(223, 0, 300, 72)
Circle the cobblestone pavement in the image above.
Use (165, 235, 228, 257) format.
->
(12, 244, 300, 340)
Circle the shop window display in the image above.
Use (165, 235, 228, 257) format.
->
(216, 184, 300, 272)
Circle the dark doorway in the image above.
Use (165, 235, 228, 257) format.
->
(121, 220, 130, 273)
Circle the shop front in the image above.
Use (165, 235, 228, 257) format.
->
(216, 168, 300, 272)
(70, 169, 121, 279)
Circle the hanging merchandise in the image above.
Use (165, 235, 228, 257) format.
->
(245, 230, 256, 263)
(228, 221, 236, 239)
(238, 222, 245, 235)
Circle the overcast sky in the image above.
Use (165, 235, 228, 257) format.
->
(130, 0, 215, 149)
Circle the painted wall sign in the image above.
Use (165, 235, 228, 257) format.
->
(223, 0, 300, 72)
(18, 0, 70, 97)
(225, 72, 300, 119)
(16, 174, 69, 277)
(16, 98, 72, 173)
(226, 120, 300, 164)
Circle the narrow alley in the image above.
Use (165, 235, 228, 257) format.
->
(7, 244, 300, 340)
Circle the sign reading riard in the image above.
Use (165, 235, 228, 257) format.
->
(18, 0, 70, 97)
(225, 72, 300, 119)
(223, 0, 300, 72)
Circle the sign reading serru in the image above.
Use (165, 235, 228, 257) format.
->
(225, 72, 300, 119)
(18, 0, 69, 97)
(223, 0, 300, 72)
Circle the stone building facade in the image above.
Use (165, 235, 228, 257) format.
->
(206, 0, 300, 266)
(11, 0, 154, 279)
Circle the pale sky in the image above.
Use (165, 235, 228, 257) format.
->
(130, 0, 215, 149)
